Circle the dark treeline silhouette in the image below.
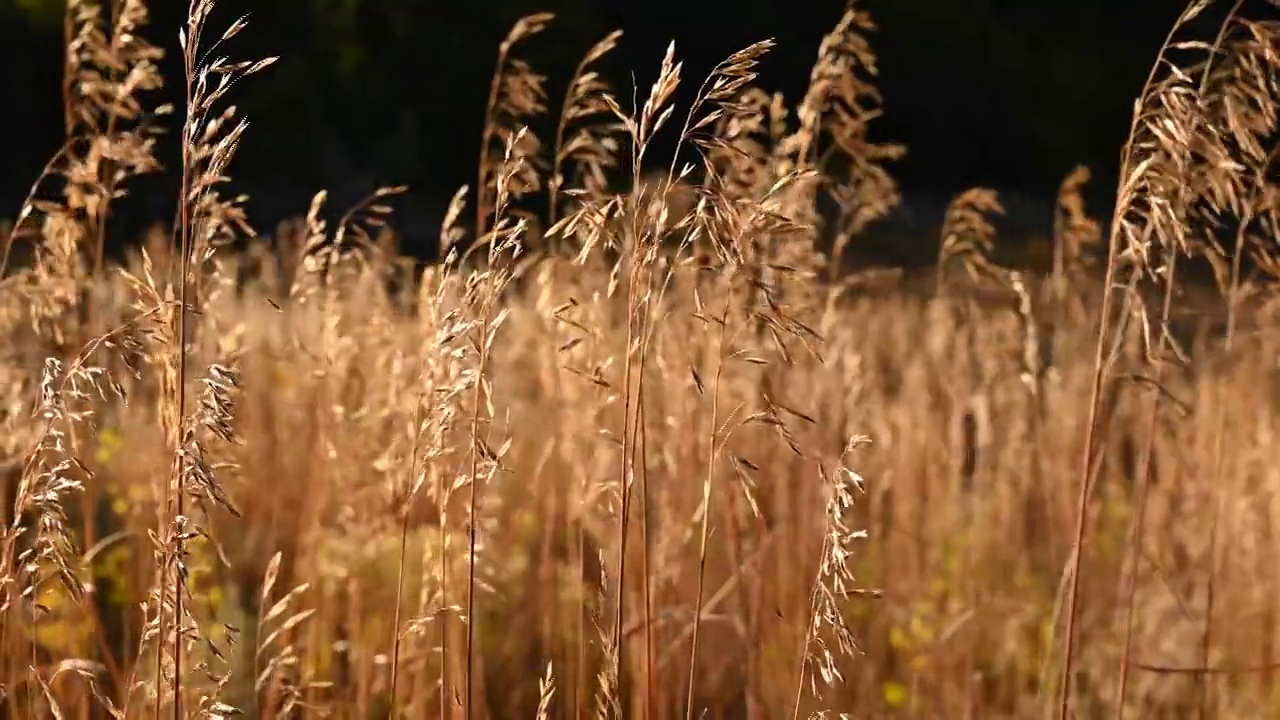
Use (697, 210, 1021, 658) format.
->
(1, 0, 1195, 262)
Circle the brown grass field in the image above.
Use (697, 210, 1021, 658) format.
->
(4, 0, 1280, 718)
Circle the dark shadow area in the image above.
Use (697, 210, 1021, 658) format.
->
(0, 0, 1201, 265)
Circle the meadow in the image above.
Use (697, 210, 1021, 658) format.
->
(3, 0, 1280, 718)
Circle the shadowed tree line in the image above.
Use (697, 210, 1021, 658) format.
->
(1, 0, 1186, 262)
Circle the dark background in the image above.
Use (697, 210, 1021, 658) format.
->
(0, 0, 1199, 261)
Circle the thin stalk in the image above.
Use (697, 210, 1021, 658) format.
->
(1119, 9, 1243, 713)
(475, 32, 522, 243)
(575, 396, 595, 720)
(629, 192, 678, 719)
(465, 189, 511, 718)
(610, 107, 647, 703)
(609, 257, 638, 709)
(547, 37, 614, 244)
(154, 9, 202, 712)
(91, 0, 130, 287)
(684, 292, 731, 720)
(575, 483, 586, 720)
(1114, 250, 1179, 718)
(463, 343, 491, 719)
(388, 519, 411, 712)
(439, 460, 450, 720)
(1190, 10, 1250, 708)
(790, 518, 833, 720)
(1057, 214, 1121, 720)
(390, 354, 435, 715)
(634, 381, 655, 719)
(1057, 9, 1194, 713)
(388, 505, 413, 714)
(0, 140, 74, 281)
(1198, 220, 1249, 719)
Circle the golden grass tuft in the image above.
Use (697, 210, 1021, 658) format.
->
(5, 0, 1280, 718)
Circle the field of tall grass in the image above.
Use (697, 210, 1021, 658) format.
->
(4, 0, 1280, 718)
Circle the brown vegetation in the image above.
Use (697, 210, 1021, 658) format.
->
(3, 0, 1280, 718)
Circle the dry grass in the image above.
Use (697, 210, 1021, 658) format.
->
(3, 0, 1280, 718)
